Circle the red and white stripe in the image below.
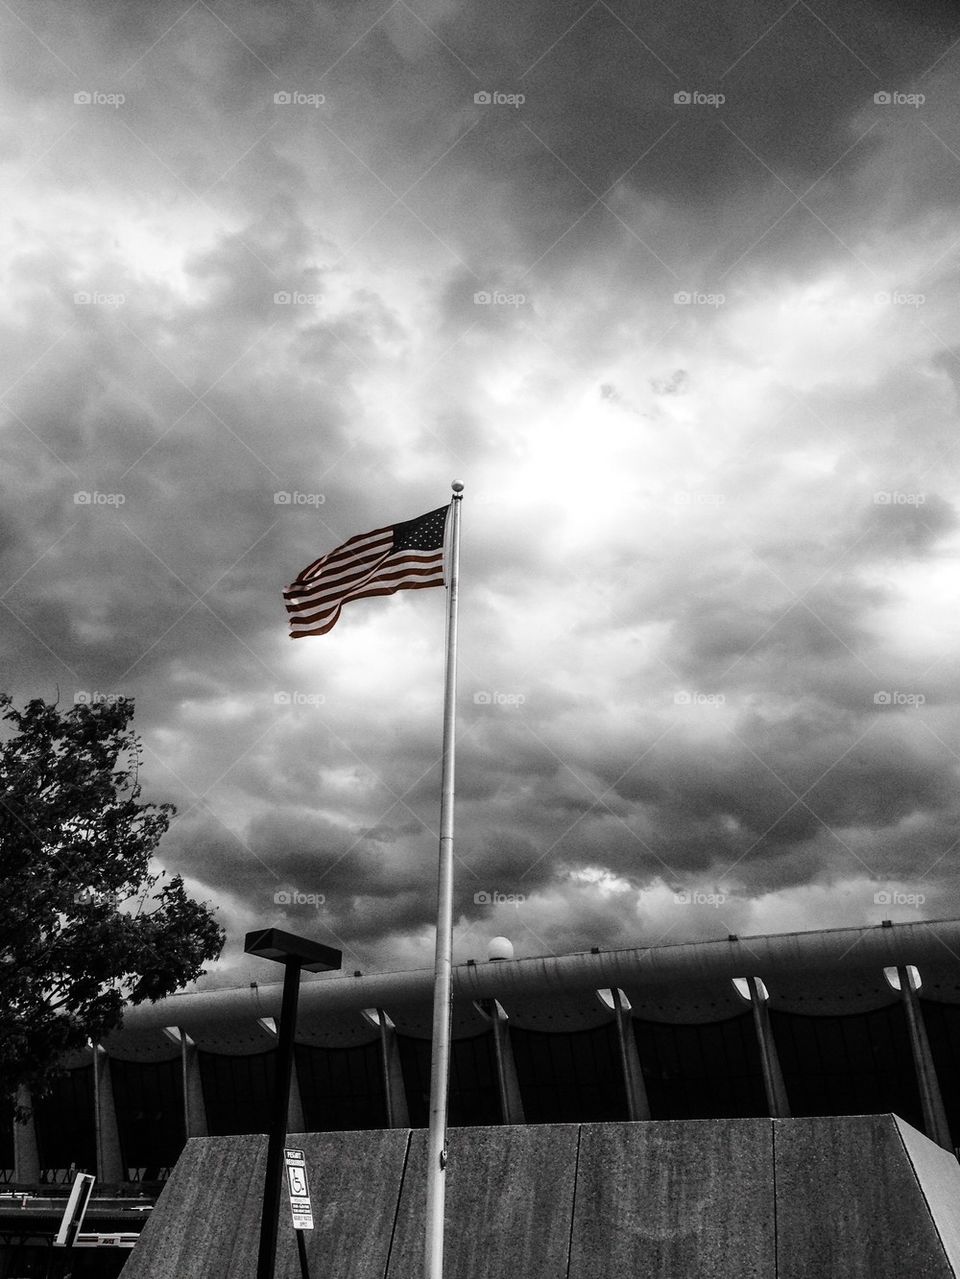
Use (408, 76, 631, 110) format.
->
(283, 522, 445, 638)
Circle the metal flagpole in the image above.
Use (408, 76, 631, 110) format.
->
(424, 480, 463, 1279)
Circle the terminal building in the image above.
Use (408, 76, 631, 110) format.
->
(6, 916, 960, 1183)
(3, 917, 960, 1272)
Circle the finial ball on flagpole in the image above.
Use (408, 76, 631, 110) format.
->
(451, 481, 464, 493)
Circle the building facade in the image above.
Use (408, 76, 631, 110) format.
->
(6, 918, 960, 1185)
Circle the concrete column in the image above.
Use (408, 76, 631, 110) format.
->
(746, 976, 791, 1118)
(378, 1010, 410, 1129)
(477, 999, 525, 1125)
(611, 989, 651, 1122)
(898, 966, 952, 1151)
(180, 1033, 208, 1138)
(93, 1045, 124, 1182)
(13, 1085, 40, 1183)
(489, 1001, 526, 1126)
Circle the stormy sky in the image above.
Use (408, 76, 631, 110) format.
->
(4, 0, 960, 987)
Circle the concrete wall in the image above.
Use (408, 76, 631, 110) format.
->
(122, 1114, 960, 1278)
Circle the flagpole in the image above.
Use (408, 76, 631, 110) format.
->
(424, 480, 463, 1279)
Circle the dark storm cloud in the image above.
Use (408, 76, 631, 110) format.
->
(29, 0, 946, 291)
(4, 0, 960, 976)
(0, 184, 427, 688)
(385, 0, 960, 279)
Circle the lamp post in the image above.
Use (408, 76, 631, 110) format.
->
(244, 928, 342, 1279)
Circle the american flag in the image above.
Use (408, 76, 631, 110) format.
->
(283, 505, 449, 638)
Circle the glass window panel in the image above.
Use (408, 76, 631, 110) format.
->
(510, 1023, 624, 1124)
(197, 1050, 277, 1136)
(33, 1066, 96, 1178)
(397, 1033, 500, 1128)
(295, 1041, 387, 1132)
(632, 1014, 767, 1119)
(109, 1057, 185, 1175)
(769, 1005, 920, 1128)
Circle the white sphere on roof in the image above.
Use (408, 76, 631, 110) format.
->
(487, 936, 514, 962)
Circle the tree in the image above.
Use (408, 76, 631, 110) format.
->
(0, 694, 224, 1114)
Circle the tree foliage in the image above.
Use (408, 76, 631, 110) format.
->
(0, 694, 224, 1112)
